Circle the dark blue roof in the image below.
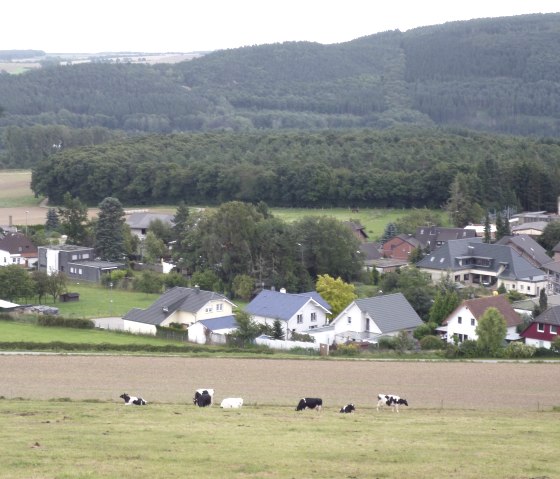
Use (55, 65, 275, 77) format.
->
(196, 315, 237, 331)
(245, 289, 330, 321)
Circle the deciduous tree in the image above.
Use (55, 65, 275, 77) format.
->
(316, 274, 357, 320)
(475, 307, 507, 357)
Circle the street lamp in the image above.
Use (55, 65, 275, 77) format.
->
(109, 282, 113, 316)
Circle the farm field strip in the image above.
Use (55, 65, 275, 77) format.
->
(1, 355, 558, 411)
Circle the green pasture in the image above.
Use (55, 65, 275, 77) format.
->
(40, 281, 160, 319)
(0, 321, 183, 347)
(0, 399, 557, 479)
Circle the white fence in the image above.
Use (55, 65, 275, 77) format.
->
(255, 335, 320, 351)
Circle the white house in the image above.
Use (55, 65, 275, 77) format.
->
(244, 289, 330, 339)
(187, 316, 238, 345)
(308, 292, 423, 346)
(123, 286, 236, 335)
(440, 294, 522, 344)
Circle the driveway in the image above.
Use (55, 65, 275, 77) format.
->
(93, 317, 124, 331)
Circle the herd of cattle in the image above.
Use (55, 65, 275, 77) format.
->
(120, 390, 409, 413)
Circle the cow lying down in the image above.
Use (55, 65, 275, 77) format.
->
(193, 389, 214, 407)
(296, 397, 322, 411)
(220, 397, 243, 409)
(340, 403, 355, 413)
(120, 393, 147, 405)
(377, 394, 408, 412)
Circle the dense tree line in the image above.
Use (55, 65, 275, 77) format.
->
(2, 13, 560, 149)
(31, 129, 560, 212)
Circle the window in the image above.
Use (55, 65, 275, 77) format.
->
(458, 316, 462, 324)
(71, 254, 78, 260)
(205, 306, 213, 313)
(471, 318, 475, 326)
(216, 303, 223, 312)
(297, 314, 303, 324)
(463, 274, 469, 281)
(78, 268, 82, 275)
(527, 286, 531, 292)
(551, 325, 557, 335)
(83, 253, 90, 259)
(347, 316, 352, 324)
(537, 323, 545, 333)
(70, 267, 75, 274)
(310, 312, 317, 322)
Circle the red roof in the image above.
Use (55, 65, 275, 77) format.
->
(444, 294, 522, 328)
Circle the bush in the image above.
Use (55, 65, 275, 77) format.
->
(377, 336, 396, 350)
(419, 335, 445, 350)
(444, 343, 460, 358)
(330, 343, 361, 357)
(0, 313, 14, 321)
(458, 339, 480, 358)
(413, 322, 437, 340)
(37, 315, 94, 329)
(503, 342, 536, 359)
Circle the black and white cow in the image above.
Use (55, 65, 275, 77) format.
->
(195, 392, 212, 407)
(193, 388, 215, 406)
(377, 394, 408, 412)
(296, 397, 323, 411)
(339, 403, 356, 413)
(120, 393, 147, 406)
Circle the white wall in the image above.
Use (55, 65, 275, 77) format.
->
(123, 320, 156, 335)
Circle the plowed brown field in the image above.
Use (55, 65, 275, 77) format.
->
(2, 355, 558, 410)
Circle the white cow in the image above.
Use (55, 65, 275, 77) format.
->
(377, 394, 408, 412)
(220, 397, 243, 409)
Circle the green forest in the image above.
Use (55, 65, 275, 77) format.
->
(1, 13, 560, 149)
(30, 128, 560, 212)
(2, 13, 560, 215)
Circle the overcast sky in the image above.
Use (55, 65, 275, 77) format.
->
(2, 1, 559, 53)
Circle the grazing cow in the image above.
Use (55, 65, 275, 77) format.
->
(296, 397, 323, 411)
(377, 394, 408, 412)
(339, 403, 355, 413)
(194, 392, 212, 407)
(193, 388, 215, 406)
(220, 397, 243, 409)
(120, 393, 147, 406)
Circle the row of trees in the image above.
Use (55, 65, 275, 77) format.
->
(30, 129, 560, 212)
(0, 265, 67, 303)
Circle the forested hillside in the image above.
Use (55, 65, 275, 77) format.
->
(31, 129, 560, 212)
(1, 13, 560, 170)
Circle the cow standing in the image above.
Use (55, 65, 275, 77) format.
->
(193, 388, 214, 406)
(377, 394, 408, 412)
(296, 397, 323, 411)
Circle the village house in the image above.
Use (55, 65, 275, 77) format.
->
(520, 305, 560, 349)
(382, 234, 420, 260)
(416, 238, 547, 296)
(415, 226, 476, 252)
(123, 286, 236, 335)
(0, 232, 37, 268)
(244, 288, 331, 339)
(37, 244, 124, 282)
(308, 292, 423, 346)
(439, 294, 522, 344)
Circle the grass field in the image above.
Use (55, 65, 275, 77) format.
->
(0, 399, 557, 479)
(38, 281, 160, 319)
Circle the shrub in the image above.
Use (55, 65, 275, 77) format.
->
(413, 322, 437, 340)
(419, 335, 445, 350)
(444, 343, 459, 358)
(0, 313, 14, 321)
(330, 343, 360, 357)
(458, 339, 480, 358)
(377, 336, 396, 350)
(503, 342, 536, 359)
(37, 315, 94, 329)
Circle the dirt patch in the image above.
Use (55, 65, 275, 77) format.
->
(1, 355, 558, 410)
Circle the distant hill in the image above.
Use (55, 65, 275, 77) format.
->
(2, 13, 560, 167)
